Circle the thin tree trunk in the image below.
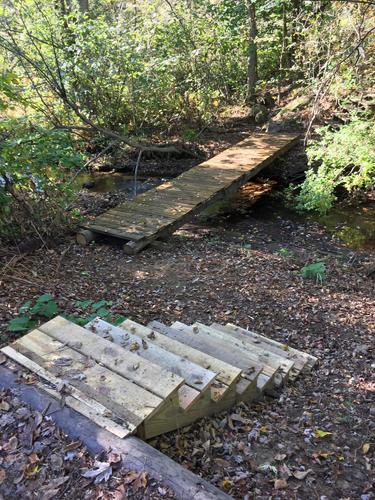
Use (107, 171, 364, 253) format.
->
(290, 0, 301, 73)
(246, 0, 258, 104)
(78, 0, 89, 12)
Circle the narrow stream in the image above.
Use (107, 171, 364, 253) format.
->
(77, 172, 375, 251)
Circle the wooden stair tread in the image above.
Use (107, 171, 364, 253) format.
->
(1, 314, 316, 440)
(39, 316, 184, 400)
(1, 346, 133, 438)
(221, 323, 317, 372)
(194, 322, 295, 381)
(169, 321, 277, 392)
(10, 329, 164, 427)
(86, 318, 216, 403)
(124, 319, 242, 390)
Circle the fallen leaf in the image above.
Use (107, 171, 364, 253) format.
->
(6, 436, 18, 451)
(0, 401, 10, 411)
(292, 469, 312, 480)
(28, 452, 39, 464)
(82, 461, 112, 484)
(64, 440, 81, 451)
(0, 468, 6, 485)
(274, 478, 288, 489)
(213, 458, 231, 467)
(220, 479, 232, 490)
(133, 471, 148, 490)
(50, 453, 63, 470)
(124, 470, 139, 484)
(274, 453, 287, 461)
(312, 450, 334, 460)
(314, 429, 332, 438)
(24, 463, 41, 479)
(363, 443, 370, 454)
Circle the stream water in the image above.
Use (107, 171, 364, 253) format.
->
(77, 172, 375, 252)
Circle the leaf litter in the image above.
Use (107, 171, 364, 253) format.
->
(0, 387, 175, 498)
(0, 171, 374, 498)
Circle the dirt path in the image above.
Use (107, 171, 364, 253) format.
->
(0, 192, 374, 498)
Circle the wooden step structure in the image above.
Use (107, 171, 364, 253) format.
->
(1, 315, 317, 440)
(77, 133, 300, 254)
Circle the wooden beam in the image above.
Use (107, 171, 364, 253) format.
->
(39, 316, 184, 400)
(0, 364, 231, 500)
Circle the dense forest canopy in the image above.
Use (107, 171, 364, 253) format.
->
(0, 0, 374, 243)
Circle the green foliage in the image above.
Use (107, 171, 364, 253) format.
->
(300, 261, 326, 283)
(8, 295, 125, 334)
(295, 118, 375, 214)
(0, 114, 84, 242)
(8, 316, 34, 333)
(8, 294, 58, 332)
(69, 298, 122, 326)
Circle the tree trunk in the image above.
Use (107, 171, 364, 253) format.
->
(246, 1, 258, 104)
(78, 0, 89, 12)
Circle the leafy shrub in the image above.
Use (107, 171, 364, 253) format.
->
(300, 261, 326, 283)
(0, 116, 83, 243)
(295, 118, 375, 214)
(8, 294, 58, 332)
(8, 295, 126, 333)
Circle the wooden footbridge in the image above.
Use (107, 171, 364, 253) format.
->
(2, 315, 316, 440)
(77, 133, 300, 254)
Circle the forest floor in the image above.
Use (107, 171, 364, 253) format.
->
(0, 123, 374, 498)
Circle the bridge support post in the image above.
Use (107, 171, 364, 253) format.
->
(76, 229, 101, 246)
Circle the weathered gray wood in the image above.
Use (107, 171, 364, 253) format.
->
(169, 321, 276, 393)
(76, 229, 101, 246)
(193, 322, 295, 382)
(12, 329, 164, 427)
(39, 316, 183, 401)
(218, 323, 317, 372)
(85, 318, 217, 394)
(123, 319, 242, 389)
(80, 133, 300, 252)
(1, 346, 134, 437)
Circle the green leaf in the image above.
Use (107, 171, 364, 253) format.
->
(96, 308, 110, 317)
(36, 293, 54, 303)
(111, 315, 127, 325)
(19, 300, 32, 314)
(314, 429, 332, 438)
(91, 299, 112, 311)
(74, 299, 93, 310)
(30, 297, 58, 318)
(42, 300, 58, 318)
(300, 261, 326, 282)
(8, 316, 31, 332)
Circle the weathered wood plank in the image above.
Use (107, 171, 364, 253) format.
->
(141, 386, 237, 440)
(194, 322, 295, 382)
(222, 323, 317, 371)
(170, 321, 274, 393)
(124, 319, 242, 389)
(1, 346, 133, 438)
(14, 329, 164, 427)
(85, 318, 217, 395)
(39, 316, 184, 400)
(79, 133, 300, 250)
